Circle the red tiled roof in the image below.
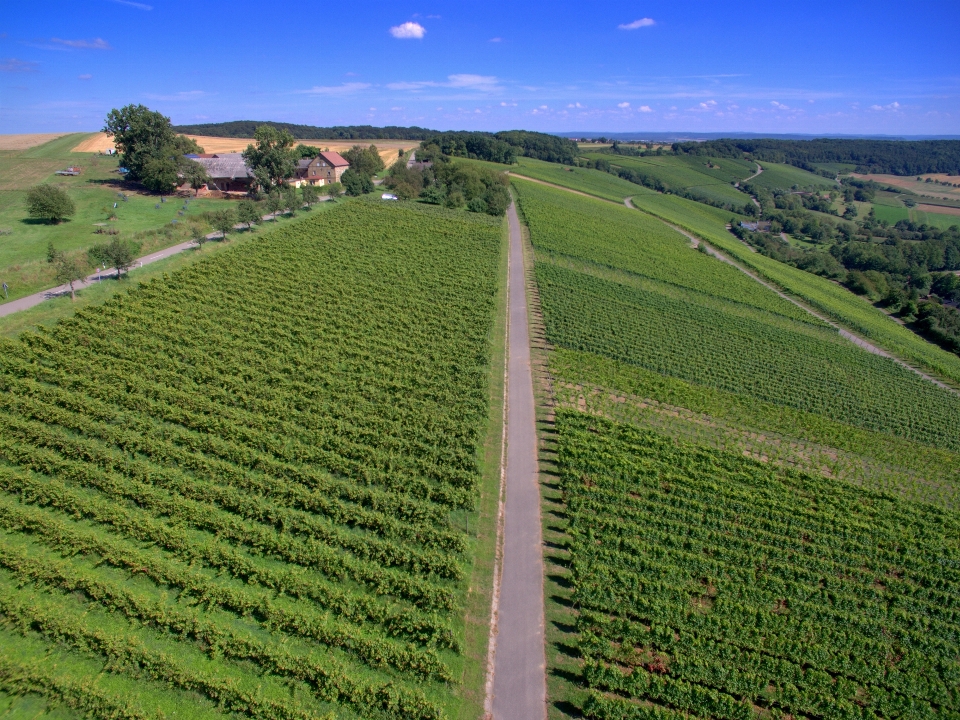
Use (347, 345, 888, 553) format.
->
(317, 151, 349, 167)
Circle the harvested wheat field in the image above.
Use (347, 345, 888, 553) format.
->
(73, 133, 414, 165)
(0, 133, 74, 151)
(851, 172, 960, 200)
(917, 203, 960, 216)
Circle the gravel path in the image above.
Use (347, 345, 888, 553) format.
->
(488, 200, 547, 720)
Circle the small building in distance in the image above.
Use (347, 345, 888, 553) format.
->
(296, 151, 350, 186)
(740, 220, 772, 232)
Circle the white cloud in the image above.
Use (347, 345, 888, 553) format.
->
(870, 101, 902, 111)
(568, 102, 585, 108)
(639, 105, 652, 113)
(109, 0, 152, 9)
(539, 105, 548, 109)
(501, 101, 517, 106)
(78, 73, 92, 80)
(388, 74, 499, 92)
(448, 73, 497, 89)
(297, 82, 371, 95)
(0, 58, 39, 72)
(618, 18, 655, 30)
(770, 100, 790, 110)
(390, 22, 426, 39)
(617, 102, 630, 108)
(51, 37, 111, 50)
(489, 37, 503, 43)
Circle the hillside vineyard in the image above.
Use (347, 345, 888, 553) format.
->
(0, 201, 502, 719)
(515, 177, 960, 718)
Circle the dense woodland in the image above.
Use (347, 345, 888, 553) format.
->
(173, 121, 436, 140)
(674, 138, 960, 175)
(419, 131, 578, 165)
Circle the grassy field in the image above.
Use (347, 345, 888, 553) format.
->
(505, 157, 644, 202)
(516, 180, 960, 719)
(0, 133, 229, 302)
(627, 191, 960, 386)
(748, 161, 837, 190)
(0, 199, 505, 719)
(580, 152, 754, 207)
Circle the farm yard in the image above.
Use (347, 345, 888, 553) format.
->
(0, 199, 505, 719)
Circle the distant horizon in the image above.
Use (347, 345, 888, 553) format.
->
(3, 1, 958, 135)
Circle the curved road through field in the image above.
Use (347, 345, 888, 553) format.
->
(487, 200, 547, 720)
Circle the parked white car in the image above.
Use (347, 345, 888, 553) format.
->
(381, 193, 398, 201)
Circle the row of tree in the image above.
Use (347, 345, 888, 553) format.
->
(173, 121, 435, 141)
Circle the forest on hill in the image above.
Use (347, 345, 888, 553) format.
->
(172, 121, 437, 140)
(674, 138, 960, 175)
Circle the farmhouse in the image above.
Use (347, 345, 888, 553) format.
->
(296, 151, 350, 186)
(186, 153, 256, 193)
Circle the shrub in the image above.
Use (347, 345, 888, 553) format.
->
(26, 185, 76, 223)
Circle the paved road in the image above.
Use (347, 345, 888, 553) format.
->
(406, 150, 417, 168)
(0, 239, 198, 317)
(489, 201, 547, 720)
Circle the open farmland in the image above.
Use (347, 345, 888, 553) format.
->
(505, 157, 651, 202)
(72, 133, 415, 166)
(0, 133, 74, 151)
(746, 161, 837, 191)
(579, 153, 755, 208)
(0, 199, 504, 719)
(556, 410, 960, 720)
(0, 134, 231, 302)
(515, 179, 960, 448)
(627, 190, 960, 385)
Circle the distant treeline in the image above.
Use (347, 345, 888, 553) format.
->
(422, 131, 578, 165)
(674, 139, 960, 176)
(172, 121, 436, 140)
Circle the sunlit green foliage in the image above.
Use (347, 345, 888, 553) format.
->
(0, 200, 503, 719)
(557, 410, 960, 720)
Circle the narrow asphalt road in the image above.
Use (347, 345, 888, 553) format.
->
(0, 239, 197, 317)
(489, 200, 547, 720)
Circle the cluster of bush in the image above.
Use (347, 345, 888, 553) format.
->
(383, 148, 509, 216)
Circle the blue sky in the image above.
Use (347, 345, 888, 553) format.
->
(2, 0, 958, 135)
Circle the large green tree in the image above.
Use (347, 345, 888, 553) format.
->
(102, 104, 203, 191)
(88, 237, 141, 279)
(25, 185, 76, 223)
(341, 144, 385, 177)
(242, 125, 296, 190)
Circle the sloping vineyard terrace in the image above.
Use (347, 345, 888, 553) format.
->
(0, 199, 504, 719)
